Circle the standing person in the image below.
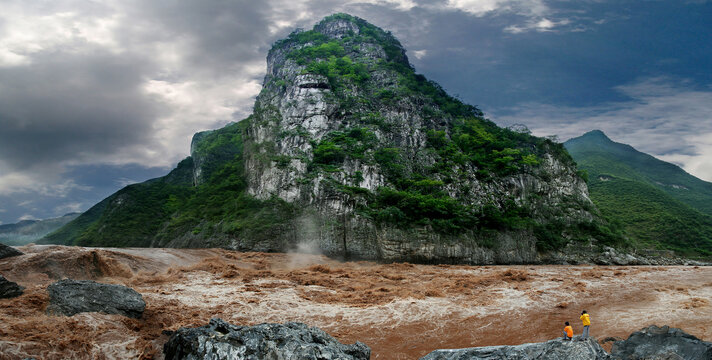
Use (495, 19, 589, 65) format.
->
(563, 322, 573, 341)
(580, 310, 591, 340)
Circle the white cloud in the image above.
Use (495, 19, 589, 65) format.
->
(492, 77, 712, 182)
(441, 0, 582, 34)
(18, 214, 37, 221)
(412, 49, 428, 59)
(54, 202, 83, 214)
(504, 17, 571, 33)
(0, 165, 93, 197)
(0, 2, 123, 67)
(114, 177, 138, 188)
(445, 0, 548, 17)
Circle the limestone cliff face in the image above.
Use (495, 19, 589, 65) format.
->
(187, 14, 601, 263)
(48, 14, 609, 263)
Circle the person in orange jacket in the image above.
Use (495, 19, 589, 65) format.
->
(580, 310, 591, 339)
(563, 321, 574, 341)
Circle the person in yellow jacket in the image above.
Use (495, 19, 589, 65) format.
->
(580, 310, 591, 339)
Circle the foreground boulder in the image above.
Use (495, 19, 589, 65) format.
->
(46, 279, 145, 318)
(164, 318, 370, 360)
(0, 275, 24, 299)
(420, 338, 609, 360)
(611, 325, 712, 360)
(0, 243, 22, 259)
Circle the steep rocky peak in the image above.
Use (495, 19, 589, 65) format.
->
(314, 16, 361, 39)
(264, 13, 409, 80)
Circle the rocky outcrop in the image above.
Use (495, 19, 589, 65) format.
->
(611, 325, 712, 360)
(421, 338, 609, 360)
(421, 326, 712, 360)
(542, 245, 711, 266)
(0, 243, 23, 259)
(46, 279, 145, 318)
(0, 275, 24, 299)
(164, 318, 371, 360)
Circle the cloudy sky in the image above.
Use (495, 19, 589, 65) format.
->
(0, 0, 710, 224)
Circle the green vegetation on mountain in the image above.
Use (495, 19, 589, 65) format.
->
(45, 14, 620, 262)
(565, 130, 712, 257)
(45, 122, 296, 248)
(264, 14, 604, 246)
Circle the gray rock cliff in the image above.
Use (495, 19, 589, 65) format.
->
(186, 14, 604, 263)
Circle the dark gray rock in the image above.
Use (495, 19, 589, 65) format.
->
(0, 274, 24, 298)
(0, 243, 23, 259)
(46, 279, 145, 318)
(164, 318, 371, 360)
(420, 338, 610, 360)
(611, 325, 712, 360)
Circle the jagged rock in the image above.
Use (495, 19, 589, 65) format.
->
(0, 275, 24, 299)
(0, 243, 23, 259)
(611, 325, 712, 360)
(420, 338, 610, 360)
(594, 247, 645, 265)
(46, 279, 145, 318)
(164, 318, 371, 360)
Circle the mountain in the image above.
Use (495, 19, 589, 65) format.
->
(44, 14, 621, 264)
(0, 213, 80, 246)
(565, 130, 712, 257)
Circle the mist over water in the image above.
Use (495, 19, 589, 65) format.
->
(287, 213, 326, 269)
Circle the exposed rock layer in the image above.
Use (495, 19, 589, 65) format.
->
(46, 279, 145, 318)
(163, 318, 371, 360)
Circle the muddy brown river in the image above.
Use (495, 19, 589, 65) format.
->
(1, 245, 710, 359)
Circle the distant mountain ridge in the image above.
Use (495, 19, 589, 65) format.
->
(0, 213, 80, 246)
(566, 130, 712, 215)
(565, 130, 712, 257)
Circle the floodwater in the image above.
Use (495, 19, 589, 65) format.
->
(1, 245, 710, 359)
